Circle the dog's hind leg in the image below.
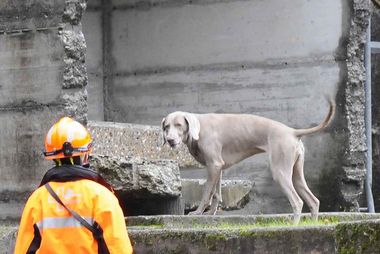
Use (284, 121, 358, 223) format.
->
(292, 143, 320, 221)
(270, 144, 303, 224)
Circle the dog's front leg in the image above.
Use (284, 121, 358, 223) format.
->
(189, 164, 222, 215)
(204, 171, 222, 215)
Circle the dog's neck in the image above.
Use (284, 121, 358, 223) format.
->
(185, 136, 205, 165)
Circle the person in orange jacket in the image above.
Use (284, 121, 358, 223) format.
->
(14, 117, 133, 254)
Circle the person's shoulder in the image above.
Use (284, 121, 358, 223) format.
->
(79, 179, 115, 196)
(22, 185, 48, 209)
(29, 185, 48, 198)
(79, 180, 120, 209)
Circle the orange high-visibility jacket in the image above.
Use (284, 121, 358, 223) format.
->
(14, 179, 133, 254)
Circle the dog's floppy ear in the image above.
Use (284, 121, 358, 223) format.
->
(161, 117, 167, 146)
(184, 113, 200, 141)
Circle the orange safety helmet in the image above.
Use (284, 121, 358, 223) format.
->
(44, 117, 93, 160)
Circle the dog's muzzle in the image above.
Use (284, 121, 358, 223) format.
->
(167, 139, 178, 148)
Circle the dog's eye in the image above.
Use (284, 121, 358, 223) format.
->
(175, 123, 182, 128)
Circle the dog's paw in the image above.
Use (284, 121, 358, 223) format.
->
(188, 210, 203, 215)
(203, 209, 217, 215)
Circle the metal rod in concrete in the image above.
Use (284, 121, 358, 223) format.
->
(365, 21, 375, 213)
(371, 41, 380, 54)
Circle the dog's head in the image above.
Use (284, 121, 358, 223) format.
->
(161, 111, 200, 148)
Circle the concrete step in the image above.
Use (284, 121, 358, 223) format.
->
(181, 179, 253, 213)
(126, 213, 380, 254)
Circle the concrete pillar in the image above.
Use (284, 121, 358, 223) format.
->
(0, 0, 89, 220)
(340, 0, 371, 211)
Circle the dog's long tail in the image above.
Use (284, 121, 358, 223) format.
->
(293, 97, 336, 137)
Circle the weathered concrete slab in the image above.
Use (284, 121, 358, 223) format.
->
(91, 154, 184, 215)
(91, 154, 182, 198)
(88, 120, 201, 169)
(182, 179, 253, 212)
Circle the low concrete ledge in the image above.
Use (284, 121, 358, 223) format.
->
(182, 179, 253, 212)
(126, 212, 380, 228)
(3, 213, 380, 253)
(88, 121, 202, 169)
(126, 213, 380, 254)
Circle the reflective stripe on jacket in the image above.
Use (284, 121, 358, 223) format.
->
(14, 179, 133, 254)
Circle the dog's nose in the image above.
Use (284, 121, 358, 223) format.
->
(167, 139, 176, 146)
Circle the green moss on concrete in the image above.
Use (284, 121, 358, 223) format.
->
(128, 214, 380, 253)
(336, 221, 380, 254)
(189, 216, 338, 231)
(204, 233, 229, 251)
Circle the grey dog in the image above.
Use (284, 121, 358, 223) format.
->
(161, 99, 335, 224)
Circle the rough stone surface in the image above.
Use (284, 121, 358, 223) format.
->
(59, 0, 89, 124)
(88, 121, 201, 169)
(90, 154, 184, 215)
(340, 0, 371, 211)
(63, 0, 87, 25)
(61, 90, 88, 125)
(90, 154, 182, 198)
(181, 179, 252, 212)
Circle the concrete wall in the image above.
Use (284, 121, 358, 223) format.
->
(106, 0, 345, 125)
(0, 0, 89, 220)
(0, 0, 369, 220)
(83, 0, 104, 121)
(83, 0, 372, 214)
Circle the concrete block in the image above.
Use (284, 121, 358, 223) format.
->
(91, 154, 182, 197)
(182, 179, 253, 212)
(88, 120, 201, 169)
(90, 154, 184, 215)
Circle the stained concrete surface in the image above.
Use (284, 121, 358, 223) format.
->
(82, 0, 367, 214)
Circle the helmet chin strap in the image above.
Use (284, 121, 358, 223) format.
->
(54, 156, 83, 166)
